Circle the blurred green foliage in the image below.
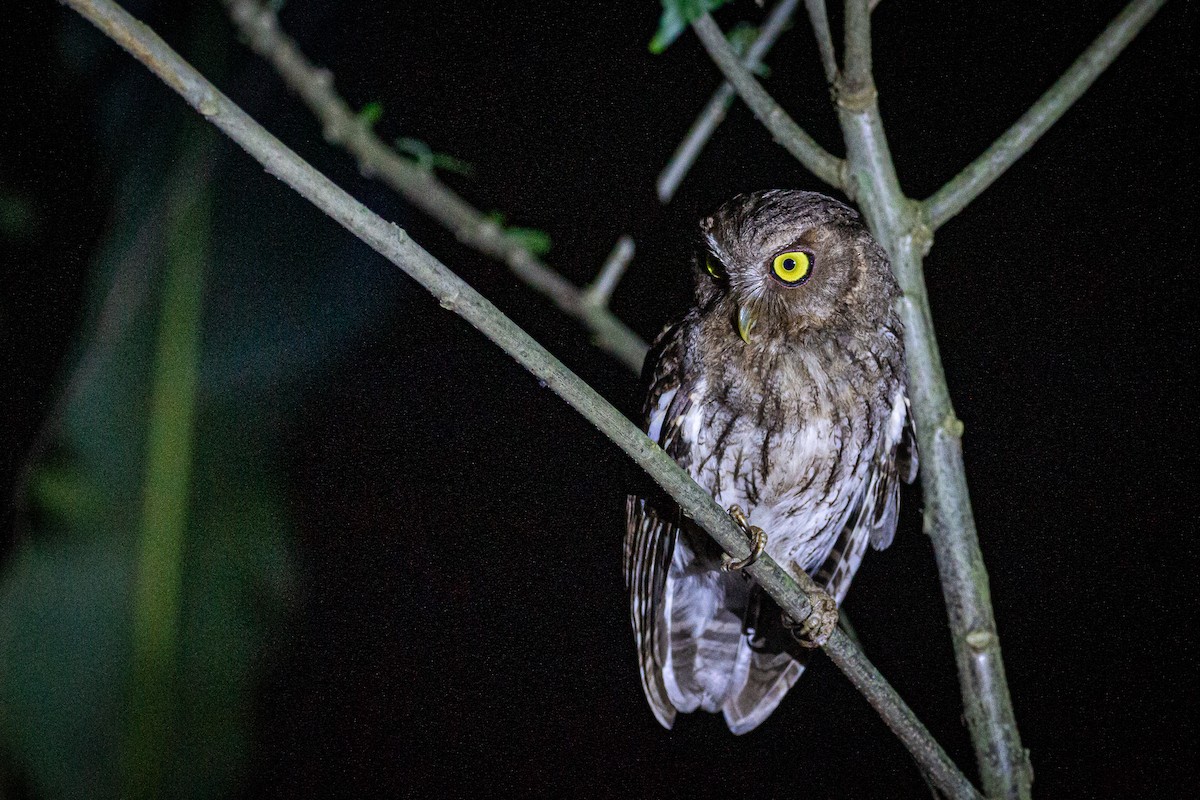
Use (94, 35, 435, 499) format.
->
(0, 7, 398, 797)
(357, 100, 385, 129)
(483, 212, 553, 257)
(649, 0, 732, 53)
(727, 21, 771, 77)
(0, 119, 293, 800)
(393, 137, 474, 177)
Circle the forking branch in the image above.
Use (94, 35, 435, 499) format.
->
(691, 13, 846, 191)
(221, 0, 648, 374)
(656, 0, 899, 205)
(62, 1, 982, 796)
(656, 0, 802, 203)
(694, 1, 1164, 797)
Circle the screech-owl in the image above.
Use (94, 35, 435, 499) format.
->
(625, 190, 917, 734)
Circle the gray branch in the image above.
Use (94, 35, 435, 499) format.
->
(923, 0, 1166, 230)
(656, 0, 800, 203)
(691, 13, 846, 191)
(61, 2, 981, 797)
(222, 0, 648, 373)
(834, 1, 1032, 796)
(804, 0, 838, 84)
(582, 235, 636, 311)
(842, 0, 872, 95)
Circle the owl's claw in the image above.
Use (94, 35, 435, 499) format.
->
(721, 506, 837, 647)
(782, 570, 839, 649)
(722, 505, 766, 571)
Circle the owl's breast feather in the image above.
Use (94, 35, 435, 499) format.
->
(685, 341, 892, 571)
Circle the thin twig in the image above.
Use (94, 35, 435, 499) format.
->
(582, 235, 635, 310)
(691, 13, 845, 190)
(656, 0, 800, 203)
(804, 0, 838, 84)
(923, 0, 1166, 230)
(833, 1, 1032, 797)
(61, 3, 981, 796)
(222, 0, 648, 373)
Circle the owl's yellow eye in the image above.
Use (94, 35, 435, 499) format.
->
(705, 258, 724, 279)
(771, 250, 812, 285)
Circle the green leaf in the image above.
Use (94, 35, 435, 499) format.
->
(357, 100, 384, 129)
(429, 152, 475, 177)
(726, 21, 757, 55)
(394, 136, 474, 177)
(728, 22, 771, 77)
(649, 0, 733, 54)
(504, 226, 553, 256)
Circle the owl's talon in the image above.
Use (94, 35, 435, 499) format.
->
(782, 572, 839, 648)
(722, 504, 766, 571)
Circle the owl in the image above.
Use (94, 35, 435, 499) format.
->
(625, 190, 917, 734)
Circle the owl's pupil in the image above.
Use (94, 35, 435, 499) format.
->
(784, 258, 796, 271)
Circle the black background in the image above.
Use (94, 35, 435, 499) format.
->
(2, 0, 1196, 797)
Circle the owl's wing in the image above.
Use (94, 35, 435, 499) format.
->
(870, 392, 919, 550)
(624, 324, 693, 729)
(815, 390, 918, 604)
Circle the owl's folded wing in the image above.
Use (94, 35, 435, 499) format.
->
(869, 392, 919, 551)
(814, 390, 917, 605)
(623, 323, 693, 728)
(624, 496, 678, 728)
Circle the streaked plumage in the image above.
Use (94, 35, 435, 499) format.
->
(625, 190, 917, 734)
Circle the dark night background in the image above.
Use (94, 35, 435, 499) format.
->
(1, 0, 1196, 798)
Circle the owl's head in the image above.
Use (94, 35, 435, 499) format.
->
(695, 190, 896, 342)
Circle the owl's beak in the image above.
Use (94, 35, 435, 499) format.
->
(736, 304, 757, 344)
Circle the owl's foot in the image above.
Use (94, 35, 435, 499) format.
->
(782, 571, 839, 649)
(722, 505, 766, 572)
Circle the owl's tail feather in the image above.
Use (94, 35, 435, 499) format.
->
(661, 559, 751, 717)
(721, 585, 808, 734)
(660, 560, 805, 734)
(723, 650, 805, 735)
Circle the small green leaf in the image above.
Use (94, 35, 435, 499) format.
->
(394, 136, 434, 170)
(394, 137, 474, 177)
(357, 101, 384, 129)
(649, 0, 732, 54)
(726, 21, 757, 55)
(504, 227, 552, 256)
(429, 152, 474, 177)
(484, 211, 507, 227)
(726, 22, 770, 76)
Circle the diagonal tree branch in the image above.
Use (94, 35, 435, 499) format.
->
(923, 0, 1167, 231)
(656, 0, 801, 203)
(835, 1, 1031, 796)
(222, 0, 648, 373)
(691, 13, 846, 190)
(581, 235, 636, 310)
(61, 2, 982, 796)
